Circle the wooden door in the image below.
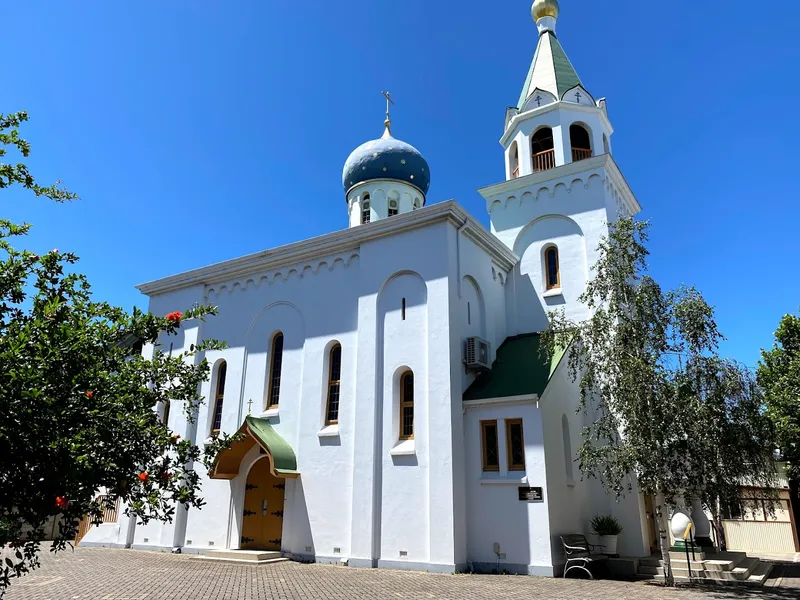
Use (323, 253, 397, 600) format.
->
(644, 495, 659, 553)
(241, 457, 285, 551)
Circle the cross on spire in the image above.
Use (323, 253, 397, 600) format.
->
(247, 398, 253, 415)
(381, 90, 395, 137)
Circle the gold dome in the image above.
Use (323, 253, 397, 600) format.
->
(532, 0, 560, 22)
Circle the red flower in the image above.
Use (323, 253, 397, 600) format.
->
(138, 472, 149, 482)
(86, 391, 93, 399)
(55, 496, 68, 509)
(166, 311, 183, 323)
(172, 434, 181, 441)
(161, 472, 172, 480)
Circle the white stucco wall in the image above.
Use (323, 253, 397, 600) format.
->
(462, 400, 553, 575)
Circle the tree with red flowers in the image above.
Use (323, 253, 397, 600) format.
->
(0, 112, 231, 596)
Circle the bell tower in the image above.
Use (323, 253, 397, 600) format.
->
(503, 0, 612, 181)
(480, 0, 641, 334)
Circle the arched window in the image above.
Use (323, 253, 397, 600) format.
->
(162, 400, 170, 426)
(388, 199, 398, 217)
(509, 141, 520, 178)
(211, 361, 227, 433)
(361, 194, 371, 224)
(562, 414, 574, 482)
(544, 246, 560, 290)
(570, 123, 592, 162)
(531, 127, 555, 173)
(325, 344, 342, 425)
(399, 370, 414, 440)
(267, 333, 284, 408)
(603, 133, 610, 154)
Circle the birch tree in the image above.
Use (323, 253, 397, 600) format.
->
(543, 218, 775, 585)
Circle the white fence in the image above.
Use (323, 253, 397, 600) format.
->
(722, 520, 797, 555)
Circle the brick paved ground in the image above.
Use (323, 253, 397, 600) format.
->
(2, 548, 798, 600)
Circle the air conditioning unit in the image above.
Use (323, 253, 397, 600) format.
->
(464, 336, 491, 371)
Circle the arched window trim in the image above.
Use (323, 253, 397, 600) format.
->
(399, 370, 414, 440)
(361, 194, 371, 224)
(211, 361, 227, 433)
(544, 245, 561, 290)
(325, 344, 342, 425)
(569, 122, 593, 162)
(267, 332, 284, 409)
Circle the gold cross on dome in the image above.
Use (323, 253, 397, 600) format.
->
(381, 90, 394, 136)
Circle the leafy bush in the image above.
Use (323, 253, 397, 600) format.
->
(590, 514, 623, 536)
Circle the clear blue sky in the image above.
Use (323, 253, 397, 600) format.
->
(3, 1, 799, 367)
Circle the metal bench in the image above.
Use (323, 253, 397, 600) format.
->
(560, 534, 608, 579)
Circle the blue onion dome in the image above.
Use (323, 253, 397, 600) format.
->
(342, 128, 431, 198)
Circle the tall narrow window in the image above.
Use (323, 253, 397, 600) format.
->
(388, 200, 398, 217)
(399, 371, 414, 440)
(325, 344, 342, 425)
(211, 361, 227, 433)
(267, 333, 284, 408)
(361, 195, 371, 224)
(162, 400, 170, 426)
(467, 302, 471, 325)
(401, 298, 406, 321)
(545, 246, 560, 290)
(480, 420, 499, 472)
(506, 419, 526, 471)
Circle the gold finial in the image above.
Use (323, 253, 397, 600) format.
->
(532, 0, 559, 22)
(381, 90, 394, 138)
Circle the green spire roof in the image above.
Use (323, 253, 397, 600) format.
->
(517, 32, 583, 110)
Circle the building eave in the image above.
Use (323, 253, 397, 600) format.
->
(136, 200, 518, 296)
(478, 154, 640, 217)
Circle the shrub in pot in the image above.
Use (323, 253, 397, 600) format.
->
(590, 514, 623, 555)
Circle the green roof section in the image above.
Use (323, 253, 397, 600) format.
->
(517, 41, 543, 110)
(549, 34, 582, 98)
(516, 32, 584, 110)
(246, 416, 298, 475)
(463, 333, 567, 402)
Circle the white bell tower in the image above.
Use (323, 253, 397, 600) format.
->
(480, 0, 641, 334)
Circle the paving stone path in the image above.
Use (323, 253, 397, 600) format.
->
(3, 548, 798, 600)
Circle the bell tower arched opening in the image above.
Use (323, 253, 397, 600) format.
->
(569, 123, 592, 162)
(531, 127, 555, 173)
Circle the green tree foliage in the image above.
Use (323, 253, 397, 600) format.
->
(758, 311, 800, 480)
(543, 218, 776, 585)
(0, 112, 230, 597)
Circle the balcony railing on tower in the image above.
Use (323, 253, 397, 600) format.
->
(532, 148, 556, 173)
(511, 166, 520, 178)
(572, 147, 592, 162)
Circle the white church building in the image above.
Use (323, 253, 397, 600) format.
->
(82, 1, 656, 575)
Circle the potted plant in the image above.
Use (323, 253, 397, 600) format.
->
(590, 514, 623, 556)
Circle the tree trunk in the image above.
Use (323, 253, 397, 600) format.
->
(655, 490, 674, 586)
(710, 499, 725, 552)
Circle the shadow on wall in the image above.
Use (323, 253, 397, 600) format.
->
(512, 273, 550, 335)
(287, 477, 315, 561)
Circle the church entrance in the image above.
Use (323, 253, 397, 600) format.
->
(241, 457, 285, 551)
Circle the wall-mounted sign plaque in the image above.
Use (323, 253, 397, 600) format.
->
(518, 487, 544, 502)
